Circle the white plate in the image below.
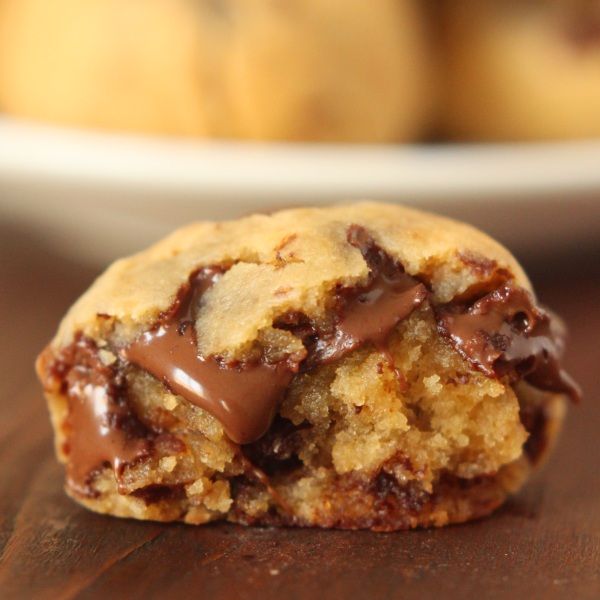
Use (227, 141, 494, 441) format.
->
(1, 116, 599, 264)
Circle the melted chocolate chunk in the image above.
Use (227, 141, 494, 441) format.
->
(520, 401, 551, 465)
(329, 225, 428, 360)
(372, 472, 430, 517)
(124, 267, 301, 445)
(43, 335, 151, 497)
(242, 416, 307, 477)
(132, 484, 185, 505)
(43, 225, 579, 495)
(437, 282, 581, 402)
(275, 226, 428, 367)
(125, 230, 427, 445)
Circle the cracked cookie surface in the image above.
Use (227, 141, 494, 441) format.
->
(36, 202, 576, 529)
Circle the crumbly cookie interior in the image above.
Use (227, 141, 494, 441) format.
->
(36, 203, 573, 530)
(40, 305, 549, 530)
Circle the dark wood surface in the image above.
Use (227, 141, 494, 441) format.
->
(1, 220, 599, 600)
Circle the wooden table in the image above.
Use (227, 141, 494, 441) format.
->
(1, 219, 599, 600)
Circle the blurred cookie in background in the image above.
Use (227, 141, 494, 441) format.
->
(441, 0, 600, 141)
(0, 0, 436, 142)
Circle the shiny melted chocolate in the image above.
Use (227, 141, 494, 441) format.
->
(124, 227, 427, 445)
(324, 225, 428, 362)
(124, 267, 301, 444)
(44, 335, 151, 496)
(43, 225, 580, 494)
(437, 282, 581, 402)
(275, 227, 428, 368)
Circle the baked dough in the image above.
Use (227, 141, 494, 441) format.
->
(36, 203, 577, 530)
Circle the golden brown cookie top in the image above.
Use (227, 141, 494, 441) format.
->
(52, 202, 529, 356)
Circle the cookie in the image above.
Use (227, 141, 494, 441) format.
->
(442, 0, 600, 141)
(0, 0, 435, 142)
(36, 203, 579, 530)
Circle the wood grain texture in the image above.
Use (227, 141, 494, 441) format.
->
(0, 219, 599, 600)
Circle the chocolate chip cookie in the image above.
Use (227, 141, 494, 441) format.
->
(36, 203, 579, 529)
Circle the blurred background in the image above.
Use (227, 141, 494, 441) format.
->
(0, 0, 599, 265)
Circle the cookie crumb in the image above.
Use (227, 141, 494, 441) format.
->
(160, 457, 177, 472)
(163, 396, 178, 410)
(98, 349, 116, 365)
